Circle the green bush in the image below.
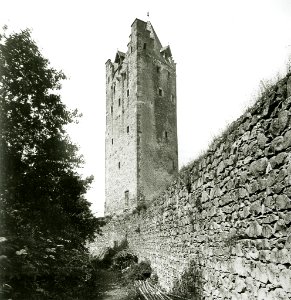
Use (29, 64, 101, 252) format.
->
(112, 249, 138, 270)
(123, 261, 152, 282)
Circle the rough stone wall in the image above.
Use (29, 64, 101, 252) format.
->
(136, 21, 178, 202)
(93, 74, 291, 299)
(105, 23, 139, 215)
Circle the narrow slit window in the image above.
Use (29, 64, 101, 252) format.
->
(143, 43, 147, 50)
(171, 94, 175, 103)
(165, 131, 168, 139)
(159, 88, 163, 96)
(118, 162, 120, 169)
(157, 66, 160, 73)
(131, 46, 133, 53)
(125, 190, 129, 206)
(111, 106, 113, 114)
(118, 98, 121, 106)
(127, 89, 129, 97)
(127, 126, 129, 133)
(111, 138, 113, 145)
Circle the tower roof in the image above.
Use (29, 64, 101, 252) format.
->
(160, 45, 172, 58)
(114, 51, 125, 64)
(146, 21, 162, 50)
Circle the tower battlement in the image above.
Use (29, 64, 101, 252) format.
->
(105, 19, 178, 216)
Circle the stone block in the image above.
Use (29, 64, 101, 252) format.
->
(261, 224, 273, 238)
(270, 152, 287, 168)
(267, 263, 280, 285)
(257, 132, 268, 149)
(272, 183, 284, 194)
(231, 257, 248, 276)
(270, 118, 282, 136)
(257, 239, 271, 250)
(283, 130, 291, 149)
(246, 248, 259, 260)
(271, 136, 284, 152)
(259, 250, 271, 262)
(235, 276, 246, 293)
(252, 262, 268, 283)
(275, 195, 290, 210)
(285, 235, 291, 249)
(250, 200, 262, 215)
(278, 110, 289, 132)
(249, 157, 268, 176)
(246, 220, 262, 237)
(275, 248, 289, 264)
(278, 268, 291, 292)
(268, 288, 288, 300)
(247, 181, 259, 194)
(257, 287, 268, 300)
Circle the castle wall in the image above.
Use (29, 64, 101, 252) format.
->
(92, 74, 291, 299)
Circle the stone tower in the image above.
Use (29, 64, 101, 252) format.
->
(105, 19, 178, 216)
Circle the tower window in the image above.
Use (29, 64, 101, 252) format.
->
(168, 71, 170, 78)
(118, 98, 121, 106)
(127, 126, 129, 133)
(159, 88, 163, 96)
(127, 89, 129, 97)
(143, 43, 147, 50)
(165, 131, 168, 140)
(111, 138, 113, 145)
(171, 94, 175, 103)
(157, 66, 160, 73)
(118, 162, 120, 169)
(113, 85, 115, 94)
(111, 106, 113, 114)
(125, 190, 129, 206)
(131, 46, 133, 53)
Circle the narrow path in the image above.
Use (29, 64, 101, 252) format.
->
(135, 281, 189, 300)
(95, 269, 187, 300)
(95, 269, 130, 299)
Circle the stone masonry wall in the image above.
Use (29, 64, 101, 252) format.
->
(92, 74, 291, 299)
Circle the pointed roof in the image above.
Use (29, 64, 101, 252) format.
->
(160, 45, 172, 57)
(146, 21, 162, 50)
(114, 51, 125, 64)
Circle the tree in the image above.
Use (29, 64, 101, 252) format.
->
(0, 28, 100, 299)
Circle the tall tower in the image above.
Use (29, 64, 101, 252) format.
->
(105, 19, 178, 216)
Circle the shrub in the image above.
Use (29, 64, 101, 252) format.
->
(112, 249, 138, 270)
(123, 261, 152, 282)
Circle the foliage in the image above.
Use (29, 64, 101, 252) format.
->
(112, 249, 138, 270)
(132, 203, 147, 215)
(123, 261, 152, 282)
(0, 28, 100, 299)
(172, 260, 203, 299)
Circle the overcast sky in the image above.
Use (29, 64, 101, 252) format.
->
(2, 0, 291, 216)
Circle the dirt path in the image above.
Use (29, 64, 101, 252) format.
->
(95, 269, 134, 300)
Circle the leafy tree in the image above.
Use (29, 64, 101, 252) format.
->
(0, 28, 100, 299)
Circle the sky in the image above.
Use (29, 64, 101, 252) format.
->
(1, 0, 291, 216)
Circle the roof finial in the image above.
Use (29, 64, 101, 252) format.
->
(147, 12, 150, 19)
